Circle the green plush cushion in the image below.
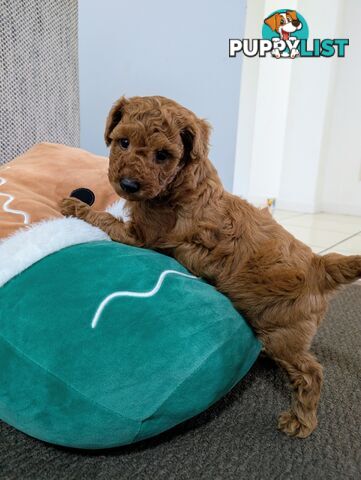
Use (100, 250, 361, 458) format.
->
(0, 241, 261, 449)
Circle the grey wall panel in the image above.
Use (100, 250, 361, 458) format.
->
(0, 0, 80, 164)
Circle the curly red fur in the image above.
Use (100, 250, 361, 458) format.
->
(61, 95, 361, 438)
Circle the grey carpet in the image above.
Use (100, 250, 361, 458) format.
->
(1, 285, 360, 480)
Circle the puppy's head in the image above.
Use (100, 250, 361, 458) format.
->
(104, 96, 210, 201)
(264, 10, 302, 40)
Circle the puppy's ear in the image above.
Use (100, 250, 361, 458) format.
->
(180, 117, 211, 164)
(104, 96, 128, 146)
(264, 13, 279, 31)
(286, 10, 298, 21)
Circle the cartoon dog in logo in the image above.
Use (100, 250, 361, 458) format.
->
(264, 10, 303, 58)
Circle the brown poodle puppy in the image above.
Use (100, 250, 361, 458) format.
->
(61, 95, 361, 438)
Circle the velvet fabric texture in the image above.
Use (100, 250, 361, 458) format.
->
(0, 241, 261, 449)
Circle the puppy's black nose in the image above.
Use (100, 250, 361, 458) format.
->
(292, 19, 300, 27)
(120, 178, 140, 193)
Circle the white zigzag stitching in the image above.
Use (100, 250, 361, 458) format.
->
(91, 269, 197, 328)
(0, 177, 30, 224)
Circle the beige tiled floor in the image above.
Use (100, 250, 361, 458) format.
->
(273, 210, 361, 255)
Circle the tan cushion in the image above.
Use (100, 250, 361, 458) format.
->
(0, 143, 118, 239)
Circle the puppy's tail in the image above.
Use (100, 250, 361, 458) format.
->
(318, 252, 361, 291)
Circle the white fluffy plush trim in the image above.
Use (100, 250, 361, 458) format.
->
(0, 217, 110, 288)
(106, 198, 129, 221)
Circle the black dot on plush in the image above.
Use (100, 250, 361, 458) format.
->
(70, 188, 95, 206)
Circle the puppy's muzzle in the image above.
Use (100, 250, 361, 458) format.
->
(120, 178, 140, 194)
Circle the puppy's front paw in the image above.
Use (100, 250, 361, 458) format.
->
(60, 197, 90, 219)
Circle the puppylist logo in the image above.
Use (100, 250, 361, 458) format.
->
(229, 9, 349, 59)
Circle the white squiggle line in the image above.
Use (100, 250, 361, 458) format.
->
(91, 269, 197, 329)
(0, 177, 30, 224)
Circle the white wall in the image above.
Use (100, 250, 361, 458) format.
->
(234, 0, 296, 201)
(233, 0, 270, 196)
(234, 0, 361, 215)
(317, 0, 361, 215)
(277, 0, 341, 212)
(78, 0, 246, 191)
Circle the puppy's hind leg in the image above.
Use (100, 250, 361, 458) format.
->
(260, 321, 323, 438)
(276, 350, 323, 438)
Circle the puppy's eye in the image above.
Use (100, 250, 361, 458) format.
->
(119, 138, 129, 149)
(280, 18, 285, 25)
(155, 150, 169, 162)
